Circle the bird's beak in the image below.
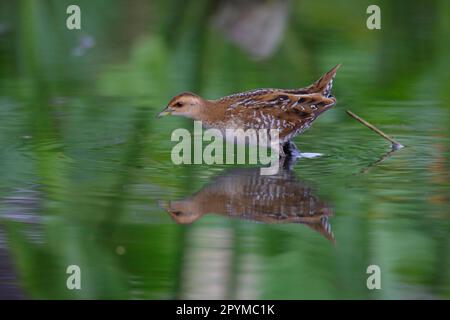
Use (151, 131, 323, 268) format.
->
(157, 107, 173, 118)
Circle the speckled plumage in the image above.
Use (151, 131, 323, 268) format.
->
(159, 64, 340, 155)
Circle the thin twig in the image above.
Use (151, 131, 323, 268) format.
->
(346, 110, 404, 150)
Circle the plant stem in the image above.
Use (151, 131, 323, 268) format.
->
(346, 110, 404, 150)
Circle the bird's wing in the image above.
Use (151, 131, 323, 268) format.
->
(222, 92, 336, 140)
(224, 92, 335, 126)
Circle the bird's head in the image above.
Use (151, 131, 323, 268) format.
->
(158, 92, 205, 119)
(159, 199, 202, 224)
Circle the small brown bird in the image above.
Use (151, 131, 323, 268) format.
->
(159, 64, 340, 156)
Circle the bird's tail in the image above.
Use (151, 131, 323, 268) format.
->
(307, 64, 341, 97)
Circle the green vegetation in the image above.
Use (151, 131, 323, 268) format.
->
(0, 0, 449, 299)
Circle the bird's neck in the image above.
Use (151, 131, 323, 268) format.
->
(194, 100, 225, 124)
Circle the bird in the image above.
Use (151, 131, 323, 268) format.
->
(158, 64, 340, 157)
(160, 167, 335, 242)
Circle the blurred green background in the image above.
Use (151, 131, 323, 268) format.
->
(0, 0, 449, 299)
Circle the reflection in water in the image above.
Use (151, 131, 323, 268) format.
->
(162, 161, 335, 242)
(359, 146, 404, 174)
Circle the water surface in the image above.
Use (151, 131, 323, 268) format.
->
(0, 0, 449, 299)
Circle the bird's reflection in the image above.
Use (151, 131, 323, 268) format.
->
(162, 158, 335, 242)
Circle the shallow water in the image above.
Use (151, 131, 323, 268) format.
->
(1, 0, 450, 299)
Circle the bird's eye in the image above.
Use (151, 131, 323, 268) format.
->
(173, 102, 183, 108)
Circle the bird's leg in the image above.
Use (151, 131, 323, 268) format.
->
(282, 141, 301, 158)
(276, 141, 300, 170)
(278, 144, 286, 158)
(282, 153, 299, 170)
